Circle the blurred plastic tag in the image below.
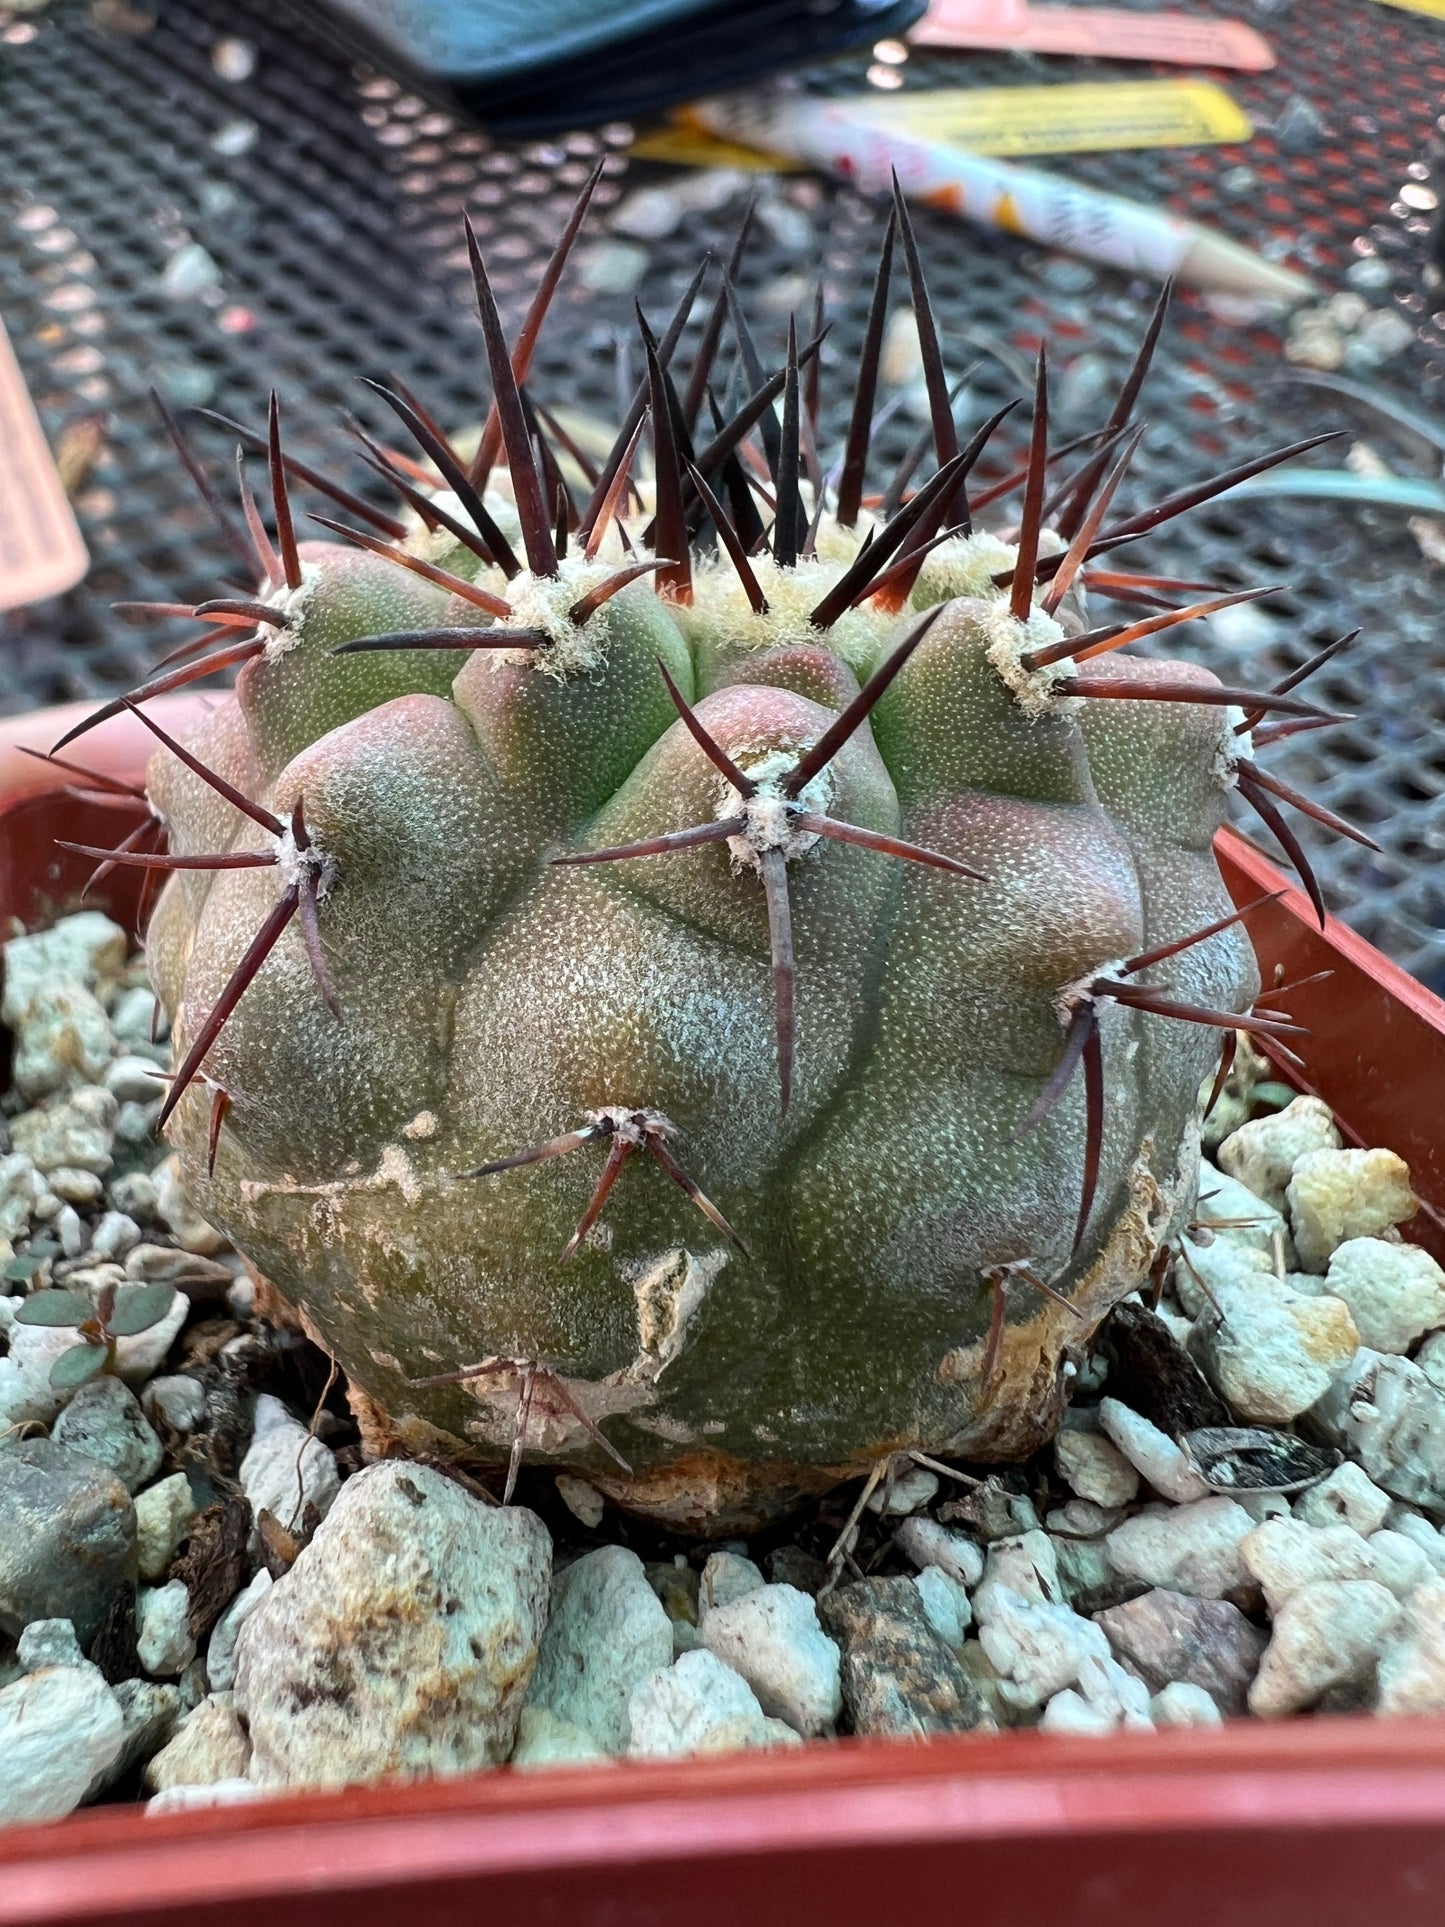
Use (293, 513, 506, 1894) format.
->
(629, 124, 799, 169)
(855, 80, 1252, 157)
(913, 0, 1275, 68)
(1368, 0, 1445, 15)
(0, 313, 88, 612)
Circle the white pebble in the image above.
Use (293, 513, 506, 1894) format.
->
(1240, 1515, 1380, 1613)
(161, 243, 222, 299)
(0, 1152, 46, 1242)
(1293, 1460, 1393, 1536)
(48, 1168, 104, 1207)
(55, 1205, 85, 1258)
(1367, 1528, 1433, 1599)
(1054, 1429, 1139, 1508)
(1151, 1681, 1223, 1727)
(698, 1551, 765, 1621)
(91, 1211, 142, 1261)
(135, 1473, 198, 1582)
(144, 1693, 251, 1792)
(137, 1580, 197, 1678)
(239, 1410, 340, 1536)
(1106, 1498, 1255, 1602)
(1288, 1148, 1417, 1273)
(211, 34, 256, 79)
(1357, 308, 1415, 358)
(1074, 1652, 1154, 1730)
(913, 1566, 970, 1648)
(108, 1172, 158, 1220)
(1376, 1577, 1445, 1712)
(206, 1569, 272, 1692)
(13, 1087, 117, 1175)
(0, 1664, 124, 1825)
(251, 1393, 295, 1439)
(143, 1374, 207, 1434)
(554, 1474, 604, 1528)
(104, 1055, 168, 1104)
(1249, 1579, 1399, 1717)
(527, 1546, 672, 1754)
(699, 1583, 841, 1736)
(973, 1531, 1063, 1621)
(1217, 1095, 1341, 1210)
(0, 1325, 72, 1428)
(153, 1155, 227, 1254)
(892, 1516, 985, 1589)
(1098, 1398, 1210, 1504)
(11, 985, 116, 1102)
(146, 1778, 265, 1814)
(1173, 1232, 1275, 1318)
(1324, 1238, 1445, 1353)
(575, 239, 649, 297)
(1311, 1350, 1445, 1509)
(17, 1619, 85, 1671)
(510, 1704, 611, 1768)
(1046, 1497, 1123, 1536)
(238, 1468, 549, 1788)
(1039, 1688, 1115, 1735)
(865, 1464, 938, 1516)
(1194, 1162, 1289, 1256)
(110, 984, 163, 1051)
(627, 1650, 802, 1759)
(610, 186, 685, 240)
(226, 1273, 257, 1320)
(2, 914, 127, 1020)
(1386, 1508, 1445, 1573)
(977, 1587, 1111, 1712)
(1191, 1271, 1359, 1422)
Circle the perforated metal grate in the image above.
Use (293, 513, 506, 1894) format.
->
(2, 0, 1444, 986)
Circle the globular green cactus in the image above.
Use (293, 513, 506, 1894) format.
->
(64, 177, 1353, 1529)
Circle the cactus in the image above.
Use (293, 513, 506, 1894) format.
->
(60, 175, 1364, 1530)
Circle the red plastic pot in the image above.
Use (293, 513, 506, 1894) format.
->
(3, 699, 1445, 1926)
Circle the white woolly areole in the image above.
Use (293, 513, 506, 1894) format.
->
(261, 560, 320, 661)
(810, 507, 879, 566)
(494, 557, 649, 678)
(1215, 706, 1249, 786)
(913, 529, 1019, 604)
(717, 748, 836, 872)
(691, 551, 892, 660)
(401, 487, 522, 564)
(585, 1105, 673, 1147)
(982, 601, 1082, 718)
(274, 825, 337, 900)
(1053, 959, 1127, 1028)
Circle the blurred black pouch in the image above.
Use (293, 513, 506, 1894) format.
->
(303, 0, 928, 134)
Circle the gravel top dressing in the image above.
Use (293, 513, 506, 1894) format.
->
(4, 912, 1445, 1825)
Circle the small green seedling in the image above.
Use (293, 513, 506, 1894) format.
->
(14, 1281, 176, 1389)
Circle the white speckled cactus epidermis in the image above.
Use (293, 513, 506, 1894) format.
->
(79, 185, 1350, 1529)
(138, 545, 1262, 1527)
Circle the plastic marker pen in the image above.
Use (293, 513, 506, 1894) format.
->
(690, 88, 1315, 301)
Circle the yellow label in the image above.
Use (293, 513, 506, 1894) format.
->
(1368, 0, 1445, 16)
(856, 80, 1251, 158)
(629, 125, 800, 170)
